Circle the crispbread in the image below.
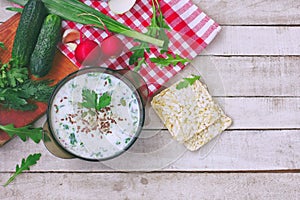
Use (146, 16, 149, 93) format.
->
(183, 112, 232, 151)
(151, 78, 222, 143)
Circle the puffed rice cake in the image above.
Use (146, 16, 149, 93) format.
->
(151, 76, 232, 151)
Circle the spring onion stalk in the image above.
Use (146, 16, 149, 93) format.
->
(9, 0, 164, 47)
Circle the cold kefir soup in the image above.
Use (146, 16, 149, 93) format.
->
(48, 69, 143, 160)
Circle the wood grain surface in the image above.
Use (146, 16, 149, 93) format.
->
(195, 0, 300, 25)
(1, 173, 299, 199)
(0, 129, 299, 171)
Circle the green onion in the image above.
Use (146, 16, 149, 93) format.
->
(9, 0, 164, 47)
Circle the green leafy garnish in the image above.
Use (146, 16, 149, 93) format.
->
(3, 153, 41, 187)
(0, 124, 43, 143)
(69, 133, 77, 145)
(125, 138, 131, 144)
(0, 42, 6, 50)
(129, 0, 170, 67)
(81, 89, 111, 111)
(6, 7, 23, 13)
(19, 80, 54, 103)
(129, 42, 149, 66)
(150, 54, 191, 68)
(176, 75, 201, 90)
(96, 92, 111, 110)
(0, 57, 54, 111)
(0, 59, 28, 88)
(81, 89, 98, 109)
(0, 79, 54, 111)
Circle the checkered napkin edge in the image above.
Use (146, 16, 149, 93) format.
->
(59, 0, 221, 96)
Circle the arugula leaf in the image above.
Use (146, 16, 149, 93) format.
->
(154, 0, 170, 52)
(150, 54, 191, 68)
(176, 80, 189, 90)
(133, 57, 146, 72)
(176, 75, 201, 90)
(96, 92, 111, 110)
(129, 0, 170, 67)
(159, 28, 169, 53)
(0, 124, 43, 143)
(3, 153, 41, 187)
(6, 7, 23, 13)
(0, 42, 6, 50)
(155, 0, 170, 30)
(129, 44, 148, 65)
(81, 89, 111, 111)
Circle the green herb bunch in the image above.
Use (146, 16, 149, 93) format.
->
(0, 58, 54, 111)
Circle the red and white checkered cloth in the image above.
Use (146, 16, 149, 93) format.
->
(59, 0, 221, 96)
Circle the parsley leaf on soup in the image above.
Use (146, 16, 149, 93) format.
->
(81, 89, 111, 111)
(96, 92, 111, 110)
(81, 88, 98, 109)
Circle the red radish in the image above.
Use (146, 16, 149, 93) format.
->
(74, 14, 124, 63)
(75, 39, 101, 65)
(100, 35, 124, 58)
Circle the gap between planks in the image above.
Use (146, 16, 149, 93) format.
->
(1, 169, 300, 174)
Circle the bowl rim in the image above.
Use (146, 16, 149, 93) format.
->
(46, 67, 146, 161)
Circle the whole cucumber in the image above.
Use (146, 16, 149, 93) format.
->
(30, 14, 62, 77)
(12, 0, 47, 67)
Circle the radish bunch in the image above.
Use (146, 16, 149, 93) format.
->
(63, 27, 124, 66)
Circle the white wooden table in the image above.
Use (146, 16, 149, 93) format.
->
(1, 0, 300, 199)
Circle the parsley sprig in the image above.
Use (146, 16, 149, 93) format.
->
(0, 79, 54, 111)
(3, 153, 41, 187)
(0, 59, 54, 111)
(0, 59, 28, 88)
(81, 89, 111, 111)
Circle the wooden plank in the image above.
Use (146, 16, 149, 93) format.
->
(160, 56, 300, 97)
(195, 0, 300, 25)
(203, 26, 300, 56)
(0, 1, 14, 23)
(1, 173, 300, 199)
(1, 130, 299, 171)
(2, 0, 300, 25)
(144, 97, 300, 129)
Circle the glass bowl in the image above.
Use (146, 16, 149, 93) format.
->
(43, 67, 148, 161)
